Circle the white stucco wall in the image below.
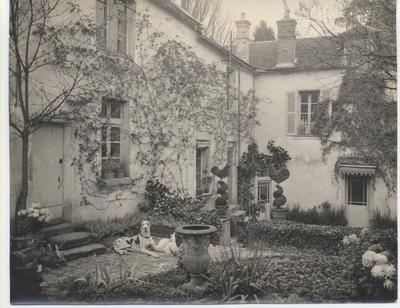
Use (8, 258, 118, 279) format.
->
(254, 69, 396, 223)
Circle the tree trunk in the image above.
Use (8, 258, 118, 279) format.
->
(17, 130, 30, 212)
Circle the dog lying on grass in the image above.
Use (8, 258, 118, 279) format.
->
(112, 220, 178, 258)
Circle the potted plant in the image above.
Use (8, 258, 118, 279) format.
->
(269, 165, 290, 220)
(102, 159, 118, 179)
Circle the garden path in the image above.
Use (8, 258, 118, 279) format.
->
(40, 244, 282, 293)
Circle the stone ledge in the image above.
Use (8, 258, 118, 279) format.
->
(102, 177, 132, 187)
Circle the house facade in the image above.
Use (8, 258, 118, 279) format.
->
(9, 0, 396, 230)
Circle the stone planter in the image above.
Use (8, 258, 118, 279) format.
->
(175, 224, 217, 290)
(270, 208, 288, 220)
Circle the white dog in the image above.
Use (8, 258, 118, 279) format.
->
(113, 220, 162, 258)
(155, 233, 179, 256)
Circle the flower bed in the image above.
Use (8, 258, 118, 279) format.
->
(240, 221, 397, 256)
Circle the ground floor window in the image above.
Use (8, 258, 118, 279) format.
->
(255, 176, 272, 204)
(346, 175, 368, 206)
(196, 142, 210, 196)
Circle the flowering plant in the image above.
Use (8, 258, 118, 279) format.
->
(16, 203, 53, 236)
(342, 228, 397, 301)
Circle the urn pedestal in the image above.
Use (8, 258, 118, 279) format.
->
(175, 224, 217, 290)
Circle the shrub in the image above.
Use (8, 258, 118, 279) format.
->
(287, 202, 347, 226)
(372, 210, 397, 229)
(241, 221, 396, 255)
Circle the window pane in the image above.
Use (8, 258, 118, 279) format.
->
(348, 177, 367, 205)
(300, 114, 308, 123)
(110, 127, 121, 141)
(101, 126, 108, 141)
(196, 149, 202, 191)
(110, 103, 121, 118)
(258, 180, 270, 203)
(110, 143, 120, 158)
(311, 93, 319, 103)
(301, 94, 308, 103)
(101, 143, 107, 158)
(100, 102, 107, 118)
(301, 104, 308, 113)
(311, 103, 318, 114)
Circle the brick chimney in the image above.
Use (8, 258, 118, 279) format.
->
(275, 3, 297, 68)
(233, 13, 251, 63)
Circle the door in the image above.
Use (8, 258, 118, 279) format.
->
(345, 175, 370, 227)
(31, 124, 64, 217)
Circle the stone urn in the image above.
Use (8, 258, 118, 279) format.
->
(175, 224, 217, 290)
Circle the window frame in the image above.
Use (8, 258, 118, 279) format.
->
(100, 99, 123, 165)
(298, 91, 320, 136)
(117, 0, 128, 54)
(345, 175, 369, 206)
(195, 143, 210, 196)
(255, 176, 272, 204)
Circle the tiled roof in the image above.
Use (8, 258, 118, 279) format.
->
(249, 37, 345, 71)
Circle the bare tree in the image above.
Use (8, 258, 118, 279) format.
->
(181, 0, 233, 46)
(9, 0, 116, 211)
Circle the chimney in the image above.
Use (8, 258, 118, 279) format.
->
(275, 2, 297, 68)
(233, 13, 251, 63)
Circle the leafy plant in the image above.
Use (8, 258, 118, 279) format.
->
(35, 243, 66, 269)
(206, 244, 271, 303)
(16, 206, 53, 236)
(371, 210, 397, 230)
(287, 202, 347, 226)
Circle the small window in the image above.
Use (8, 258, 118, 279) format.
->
(96, 0, 108, 48)
(347, 176, 368, 206)
(195, 144, 210, 196)
(257, 180, 271, 203)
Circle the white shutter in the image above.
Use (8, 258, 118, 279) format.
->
(286, 92, 297, 135)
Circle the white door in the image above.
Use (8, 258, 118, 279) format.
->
(345, 176, 370, 227)
(31, 124, 64, 217)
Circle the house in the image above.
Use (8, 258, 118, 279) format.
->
(232, 9, 396, 227)
(9, 0, 255, 230)
(9, 0, 395, 231)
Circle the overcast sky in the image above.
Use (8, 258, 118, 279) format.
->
(222, 0, 342, 39)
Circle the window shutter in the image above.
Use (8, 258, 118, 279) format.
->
(96, 0, 106, 47)
(109, 0, 118, 52)
(286, 92, 296, 135)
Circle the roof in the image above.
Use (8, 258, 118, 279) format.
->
(337, 156, 377, 177)
(150, 0, 256, 72)
(149, 0, 203, 31)
(249, 37, 346, 71)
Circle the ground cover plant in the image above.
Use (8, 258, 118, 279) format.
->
(287, 202, 347, 226)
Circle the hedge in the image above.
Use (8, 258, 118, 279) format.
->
(241, 221, 397, 255)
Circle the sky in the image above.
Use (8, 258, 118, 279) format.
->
(222, 0, 342, 39)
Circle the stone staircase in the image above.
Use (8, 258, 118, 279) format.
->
(40, 218, 106, 261)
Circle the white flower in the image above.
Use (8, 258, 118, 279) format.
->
(31, 202, 41, 209)
(371, 264, 396, 279)
(44, 217, 51, 223)
(360, 227, 368, 239)
(375, 253, 389, 265)
(32, 211, 40, 218)
(362, 250, 378, 267)
(383, 279, 395, 290)
(37, 216, 45, 222)
(343, 234, 359, 246)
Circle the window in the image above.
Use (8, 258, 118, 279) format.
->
(95, 0, 131, 54)
(101, 99, 122, 169)
(255, 176, 272, 204)
(299, 91, 319, 135)
(117, 0, 127, 54)
(195, 142, 210, 196)
(96, 0, 108, 48)
(347, 176, 368, 206)
(257, 179, 271, 203)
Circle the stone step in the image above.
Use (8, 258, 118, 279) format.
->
(61, 243, 106, 261)
(49, 232, 93, 250)
(41, 222, 76, 238)
(43, 217, 66, 227)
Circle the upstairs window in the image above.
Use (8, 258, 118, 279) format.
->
(117, 0, 127, 54)
(101, 100, 122, 165)
(299, 91, 319, 135)
(96, 0, 108, 48)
